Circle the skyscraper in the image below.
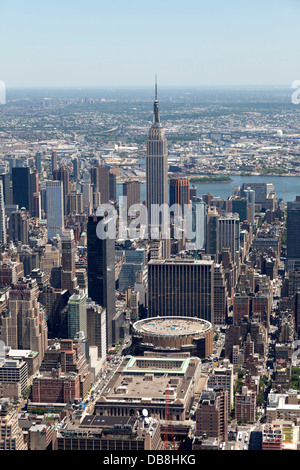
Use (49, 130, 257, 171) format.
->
(91, 162, 110, 205)
(206, 207, 219, 257)
(51, 150, 58, 173)
(35, 152, 42, 174)
(218, 214, 240, 264)
(169, 177, 190, 215)
(52, 166, 70, 215)
(109, 171, 117, 202)
(148, 258, 214, 323)
(188, 197, 206, 250)
(67, 288, 87, 340)
(46, 181, 64, 241)
(0, 173, 11, 205)
(12, 167, 31, 212)
(286, 199, 300, 271)
(0, 180, 6, 246)
(61, 229, 78, 294)
(123, 180, 141, 212)
(146, 79, 168, 236)
(8, 209, 29, 245)
(1, 278, 48, 366)
(87, 214, 116, 350)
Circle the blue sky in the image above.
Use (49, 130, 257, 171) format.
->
(0, 0, 299, 88)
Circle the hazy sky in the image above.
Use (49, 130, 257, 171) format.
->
(1, 0, 300, 88)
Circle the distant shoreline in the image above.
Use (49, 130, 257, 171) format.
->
(189, 175, 233, 183)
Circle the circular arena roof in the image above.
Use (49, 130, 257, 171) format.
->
(132, 316, 212, 338)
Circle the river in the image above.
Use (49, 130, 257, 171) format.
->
(117, 175, 300, 203)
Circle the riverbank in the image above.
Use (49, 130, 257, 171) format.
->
(189, 175, 233, 183)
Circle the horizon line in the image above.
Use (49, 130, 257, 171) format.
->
(4, 83, 293, 91)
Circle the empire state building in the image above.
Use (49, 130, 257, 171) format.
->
(146, 79, 168, 239)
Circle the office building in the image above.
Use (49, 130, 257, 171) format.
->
(0, 180, 6, 245)
(91, 162, 110, 205)
(34, 339, 91, 402)
(8, 209, 29, 245)
(206, 207, 219, 257)
(61, 229, 78, 294)
(51, 150, 58, 173)
(188, 197, 206, 250)
(66, 189, 83, 215)
(0, 173, 11, 205)
(169, 177, 190, 214)
(46, 180, 64, 241)
(55, 415, 164, 451)
(148, 258, 214, 323)
(87, 214, 116, 349)
(109, 171, 116, 202)
(35, 152, 42, 174)
(0, 278, 48, 366)
(0, 359, 28, 397)
(146, 80, 168, 236)
(286, 199, 300, 271)
(123, 180, 141, 212)
(12, 167, 30, 212)
(81, 181, 93, 215)
(52, 166, 70, 214)
(67, 288, 87, 340)
(218, 214, 240, 263)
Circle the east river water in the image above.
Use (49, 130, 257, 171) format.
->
(117, 175, 300, 203)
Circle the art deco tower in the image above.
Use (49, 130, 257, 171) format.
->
(146, 78, 168, 235)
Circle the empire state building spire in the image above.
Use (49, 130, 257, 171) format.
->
(153, 74, 160, 124)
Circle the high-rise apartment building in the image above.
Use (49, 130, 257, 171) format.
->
(46, 181, 64, 241)
(0, 400, 27, 450)
(196, 388, 228, 443)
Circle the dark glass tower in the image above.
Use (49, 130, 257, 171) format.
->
(287, 199, 300, 271)
(12, 167, 31, 211)
(87, 214, 116, 350)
